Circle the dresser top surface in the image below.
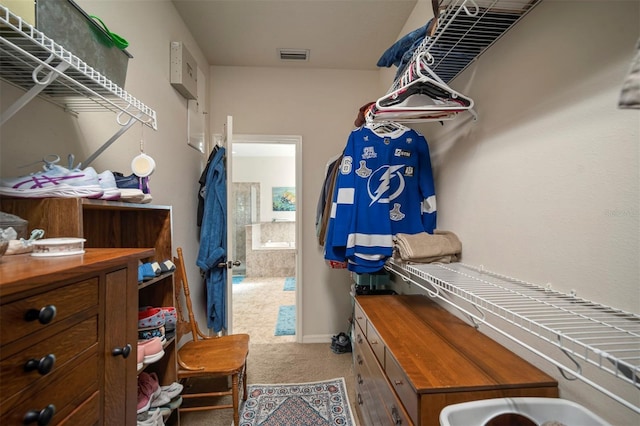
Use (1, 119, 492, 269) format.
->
(355, 294, 557, 393)
(0, 248, 154, 298)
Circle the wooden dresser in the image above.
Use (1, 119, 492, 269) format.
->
(353, 295, 559, 426)
(0, 248, 153, 425)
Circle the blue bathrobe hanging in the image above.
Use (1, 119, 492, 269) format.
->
(196, 146, 227, 332)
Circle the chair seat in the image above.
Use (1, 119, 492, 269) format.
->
(178, 334, 250, 378)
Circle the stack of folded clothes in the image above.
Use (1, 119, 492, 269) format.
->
(393, 230, 462, 264)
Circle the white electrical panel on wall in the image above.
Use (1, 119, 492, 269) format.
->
(170, 41, 198, 100)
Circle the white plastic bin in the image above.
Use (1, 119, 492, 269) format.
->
(439, 397, 611, 426)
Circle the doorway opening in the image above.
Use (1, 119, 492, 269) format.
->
(230, 135, 302, 344)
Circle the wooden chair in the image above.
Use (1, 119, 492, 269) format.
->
(173, 247, 249, 425)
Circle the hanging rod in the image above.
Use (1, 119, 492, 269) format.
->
(385, 259, 640, 415)
(0, 5, 157, 135)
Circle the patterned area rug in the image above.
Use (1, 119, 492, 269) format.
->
(239, 378, 355, 426)
(274, 305, 295, 336)
(283, 277, 295, 291)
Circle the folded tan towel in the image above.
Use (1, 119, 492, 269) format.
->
(393, 230, 462, 263)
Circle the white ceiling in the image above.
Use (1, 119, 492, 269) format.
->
(171, 0, 418, 70)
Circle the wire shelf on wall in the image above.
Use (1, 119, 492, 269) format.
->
(392, 0, 543, 91)
(0, 5, 157, 129)
(386, 260, 640, 414)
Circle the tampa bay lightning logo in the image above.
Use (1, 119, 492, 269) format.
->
(367, 165, 405, 206)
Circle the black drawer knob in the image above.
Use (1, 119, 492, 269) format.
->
(24, 305, 57, 325)
(112, 344, 132, 358)
(23, 404, 55, 425)
(24, 354, 56, 375)
(357, 374, 363, 385)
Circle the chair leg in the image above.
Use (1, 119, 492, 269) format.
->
(232, 373, 240, 426)
(242, 360, 248, 401)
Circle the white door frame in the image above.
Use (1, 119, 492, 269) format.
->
(231, 133, 303, 342)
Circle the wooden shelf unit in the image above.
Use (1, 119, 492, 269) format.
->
(0, 197, 177, 425)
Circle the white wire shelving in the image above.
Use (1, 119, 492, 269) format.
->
(0, 5, 157, 165)
(386, 260, 640, 414)
(391, 0, 543, 92)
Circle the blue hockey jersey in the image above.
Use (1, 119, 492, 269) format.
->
(324, 125, 436, 273)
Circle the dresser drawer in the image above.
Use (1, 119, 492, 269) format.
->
(59, 390, 100, 426)
(2, 353, 99, 424)
(0, 316, 98, 398)
(354, 334, 389, 426)
(0, 278, 98, 345)
(386, 350, 419, 425)
(376, 371, 412, 426)
(366, 322, 385, 367)
(354, 302, 367, 334)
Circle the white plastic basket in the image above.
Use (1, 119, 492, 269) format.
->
(439, 397, 611, 426)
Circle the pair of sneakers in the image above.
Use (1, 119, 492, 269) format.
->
(0, 155, 108, 199)
(138, 260, 176, 283)
(137, 337, 165, 371)
(114, 171, 152, 203)
(137, 372, 183, 416)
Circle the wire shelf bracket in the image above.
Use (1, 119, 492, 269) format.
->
(0, 5, 158, 166)
(385, 260, 640, 415)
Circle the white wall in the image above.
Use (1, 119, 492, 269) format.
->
(233, 155, 295, 222)
(210, 66, 381, 341)
(0, 0, 210, 327)
(389, 1, 639, 424)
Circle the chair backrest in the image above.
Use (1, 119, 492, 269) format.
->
(174, 247, 209, 342)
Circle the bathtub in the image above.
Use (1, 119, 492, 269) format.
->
(261, 241, 295, 249)
(245, 223, 296, 277)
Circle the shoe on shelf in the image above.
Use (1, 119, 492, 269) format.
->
(137, 372, 161, 414)
(160, 307, 177, 332)
(139, 325, 166, 343)
(114, 171, 142, 189)
(119, 188, 146, 203)
(97, 170, 122, 200)
(0, 155, 103, 199)
(137, 337, 165, 365)
(150, 390, 171, 408)
(137, 409, 165, 426)
(146, 406, 171, 423)
(138, 307, 166, 329)
(160, 382, 183, 399)
(159, 260, 176, 273)
(138, 263, 159, 282)
(137, 345, 144, 371)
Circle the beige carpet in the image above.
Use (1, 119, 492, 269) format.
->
(178, 277, 359, 425)
(178, 343, 357, 425)
(231, 276, 296, 344)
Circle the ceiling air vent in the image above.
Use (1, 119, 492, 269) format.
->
(278, 49, 309, 62)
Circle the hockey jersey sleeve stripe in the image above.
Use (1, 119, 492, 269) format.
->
(422, 195, 437, 214)
(329, 187, 355, 219)
(336, 187, 355, 204)
(347, 233, 393, 249)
